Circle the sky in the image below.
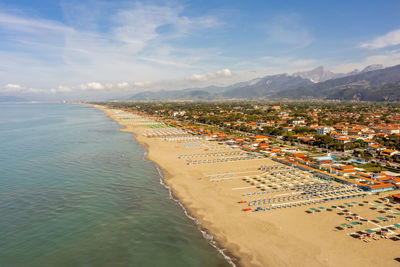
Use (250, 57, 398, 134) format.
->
(1, 0, 400, 100)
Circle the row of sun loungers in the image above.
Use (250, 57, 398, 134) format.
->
(259, 165, 290, 171)
(144, 128, 187, 137)
(165, 136, 203, 141)
(179, 151, 243, 159)
(181, 142, 206, 149)
(245, 192, 369, 211)
(129, 121, 162, 125)
(188, 156, 258, 165)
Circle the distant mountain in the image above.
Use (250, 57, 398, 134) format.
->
(0, 95, 27, 102)
(360, 64, 384, 73)
(292, 64, 384, 83)
(222, 74, 312, 98)
(130, 88, 219, 101)
(277, 64, 400, 101)
(326, 80, 400, 101)
(293, 66, 344, 83)
(344, 64, 384, 76)
(127, 63, 394, 101)
(129, 74, 312, 100)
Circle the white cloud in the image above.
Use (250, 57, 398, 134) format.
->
(116, 82, 129, 88)
(132, 81, 150, 87)
(50, 80, 150, 94)
(79, 82, 104, 90)
(188, 68, 232, 81)
(0, 3, 222, 96)
(5, 83, 22, 89)
(26, 88, 47, 93)
(1, 83, 51, 94)
(361, 29, 400, 49)
(0, 12, 72, 33)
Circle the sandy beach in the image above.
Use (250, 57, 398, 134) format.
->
(93, 104, 400, 267)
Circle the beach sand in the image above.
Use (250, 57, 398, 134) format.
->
(93, 104, 400, 267)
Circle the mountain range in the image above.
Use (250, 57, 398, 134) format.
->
(129, 63, 400, 101)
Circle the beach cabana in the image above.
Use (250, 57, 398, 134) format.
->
(310, 208, 318, 214)
(365, 229, 375, 235)
(350, 221, 360, 229)
(377, 216, 386, 222)
(340, 223, 352, 232)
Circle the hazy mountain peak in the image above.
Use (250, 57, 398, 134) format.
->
(293, 66, 340, 83)
(278, 64, 400, 101)
(361, 64, 383, 73)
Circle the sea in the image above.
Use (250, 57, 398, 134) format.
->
(0, 103, 230, 267)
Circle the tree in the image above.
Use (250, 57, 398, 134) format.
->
(314, 135, 334, 148)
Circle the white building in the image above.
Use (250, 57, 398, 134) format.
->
(317, 126, 334, 135)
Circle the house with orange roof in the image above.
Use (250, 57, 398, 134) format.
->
(361, 131, 376, 139)
(381, 126, 400, 134)
(380, 149, 398, 157)
(366, 144, 386, 152)
(292, 153, 306, 159)
(334, 126, 348, 135)
(348, 129, 361, 136)
(338, 165, 354, 170)
(258, 143, 269, 149)
(251, 135, 268, 141)
(300, 137, 314, 143)
(364, 140, 375, 146)
(334, 137, 350, 144)
(348, 136, 361, 141)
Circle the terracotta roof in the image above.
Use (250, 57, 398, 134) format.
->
(340, 165, 354, 170)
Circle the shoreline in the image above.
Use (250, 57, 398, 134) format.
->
(155, 165, 237, 267)
(91, 104, 239, 266)
(90, 104, 400, 267)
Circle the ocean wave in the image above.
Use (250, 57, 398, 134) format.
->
(156, 166, 237, 267)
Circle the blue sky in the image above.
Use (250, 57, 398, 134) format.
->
(1, 0, 400, 99)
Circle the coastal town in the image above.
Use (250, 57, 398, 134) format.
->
(104, 101, 400, 194)
(93, 102, 400, 266)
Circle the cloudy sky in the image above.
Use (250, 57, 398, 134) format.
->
(1, 0, 400, 100)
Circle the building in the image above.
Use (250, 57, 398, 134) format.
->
(381, 126, 400, 134)
(282, 127, 293, 132)
(334, 126, 348, 135)
(292, 120, 305, 125)
(334, 137, 350, 144)
(380, 149, 399, 157)
(317, 126, 334, 135)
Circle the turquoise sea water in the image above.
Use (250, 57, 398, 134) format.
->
(0, 103, 230, 267)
